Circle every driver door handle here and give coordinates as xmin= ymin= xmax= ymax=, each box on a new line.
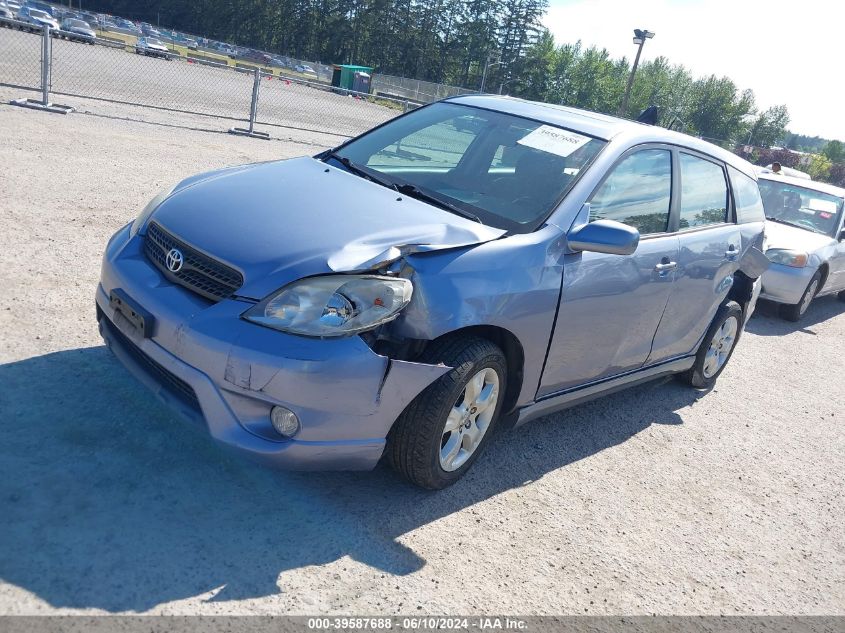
xmin=654 ymin=260 xmax=677 ymax=272
xmin=725 ymin=245 xmax=740 ymax=261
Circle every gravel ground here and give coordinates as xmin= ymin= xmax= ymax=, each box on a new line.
xmin=0 ymin=102 xmax=844 ymax=616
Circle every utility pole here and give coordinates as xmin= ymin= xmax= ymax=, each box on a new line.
xmin=619 ymin=28 xmax=654 ymax=117
xmin=480 ymin=53 xmax=503 ymax=93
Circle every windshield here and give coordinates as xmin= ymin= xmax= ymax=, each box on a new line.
xmin=330 ymin=102 xmax=606 ymax=232
xmin=66 ymin=19 xmax=88 ymax=28
xmin=758 ymin=178 xmax=844 ymax=236
xmin=147 ymin=38 xmax=164 ymax=46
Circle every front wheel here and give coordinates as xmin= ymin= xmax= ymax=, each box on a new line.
xmin=679 ymin=300 xmax=743 ymax=389
xmin=781 ymin=271 xmax=821 ymax=322
xmin=387 ymin=337 xmax=507 ymax=490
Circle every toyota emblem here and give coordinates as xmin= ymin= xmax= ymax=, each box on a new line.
xmin=165 ymin=248 xmax=184 ymax=273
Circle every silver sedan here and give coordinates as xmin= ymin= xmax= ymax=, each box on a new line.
xmin=759 ymin=174 xmax=845 ymax=320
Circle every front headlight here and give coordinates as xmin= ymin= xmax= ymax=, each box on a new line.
xmin=129 ymin=184 xmax=177 ymax=237
xmin=765 ymin=248 xmax=809 ymax=268
xmin=243 ymin=275 xmax=413 ymax=338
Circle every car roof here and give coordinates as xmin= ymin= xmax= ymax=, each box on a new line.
xmin=446 ymin=94 xmax=757 ymax=178
xmin=757 ymin=172 xmax=845 ymax=198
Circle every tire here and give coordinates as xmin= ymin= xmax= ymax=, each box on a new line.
xmin=387 ymin=336 xmax=507 ymax=490
xmin=679 ymin=300 xmax=743 ymax=389
xmin=838 ymin=290 xmax=845 ymax=302
xmin=780 ymin=271 xmax=821 ymax=322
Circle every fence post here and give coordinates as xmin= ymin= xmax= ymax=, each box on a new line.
xmin=10 ymin=24 xmax=73 ymax=114
xmin=403 ymin=99 xmax=409 ymax=113
xmin=40 ymin=22 xmax=50 ymax=105
xmin=228 ymin=66 xmax=270 ymax=139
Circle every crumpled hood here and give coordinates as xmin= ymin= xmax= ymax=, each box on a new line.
xmin=764 ymin=219 xmax=835 ymax=252
xmin=148 ymin=157 xmax=504 ymax=299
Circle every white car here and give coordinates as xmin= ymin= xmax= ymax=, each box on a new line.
xmin=59 ymin=17 xmax=96 ymax=44
xmin=17 ymin=6 xmax=59 ymax=30
xmin=135 ymin=36 xmax=170 ymax=59
xmin=759 ymin=174 xmax=845 ymax=320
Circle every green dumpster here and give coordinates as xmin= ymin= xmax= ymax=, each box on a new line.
xmin=331 ymin=64 xmax=374 ymax=94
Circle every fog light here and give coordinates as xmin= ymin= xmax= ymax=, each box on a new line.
xmin=270 ymin=406 xmax=300 ymax=438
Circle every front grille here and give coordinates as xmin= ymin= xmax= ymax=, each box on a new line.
xmin=101 ymin=310 xmax=202 ymax=414
xmin=144 ymin=222 xmax=243 ymax=301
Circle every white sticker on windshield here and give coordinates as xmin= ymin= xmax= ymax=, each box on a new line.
xmin=517 ymin=125 xmax=592 ymax=158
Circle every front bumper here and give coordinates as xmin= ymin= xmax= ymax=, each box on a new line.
xmin=760 ymin=262 xmax=815 ymax=305
xmin=96 ymin=224 xmax=449 ymax=470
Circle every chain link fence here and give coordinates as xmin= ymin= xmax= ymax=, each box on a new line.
xmin=256 ymin=72 xmax=410 ymax=138
xmin=372 ymin=73 xmax=474 ymax=103
xmin=0 ymin=21 xmax=43 ymax=91
xmin=0 ymin=20 xmax=422 ymax=140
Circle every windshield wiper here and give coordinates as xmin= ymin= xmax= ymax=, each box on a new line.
xmin=766 ymin=216 xmax=821 ymax=233
xmin=393 ymin=183 xmax=483 ymax=224
xmin=324 ymin=151 xmax=396 ymax=189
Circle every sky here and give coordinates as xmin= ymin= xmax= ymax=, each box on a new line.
xmin=542 ymin=0 xmax=844 ymax=141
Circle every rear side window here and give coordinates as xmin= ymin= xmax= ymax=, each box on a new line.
xmin=589 ymin=149 xmax=672 ymax=235
xmin=679 ymin=153 xmax=729 ymax=228
xmin=729 ymin=167 xmax=765 ymax=224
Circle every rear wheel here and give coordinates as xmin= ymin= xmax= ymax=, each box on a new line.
xmin=387 ymin=336 xmax=506 ymax=490
xmin=781 ymin=271 xmax=821 ymax=322
xmin=679 ymin=301 xmax=743 ymax=389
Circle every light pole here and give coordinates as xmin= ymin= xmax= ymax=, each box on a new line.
xmin=480 ymin=53 xmax=503 ymax=93
xmin=618 ymin=28 xmax=654 ymax=116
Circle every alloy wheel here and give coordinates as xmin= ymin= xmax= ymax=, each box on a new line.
xmin=439 ymin=367 xmax=500 ymax=472
xmin=799 ymin=278 xmax=819 ymax=316
xmin=702 ymin=315 xmax=739 ymax=379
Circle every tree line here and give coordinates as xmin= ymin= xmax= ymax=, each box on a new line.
xmin=85 ymin=0 xmax=844 ymax=185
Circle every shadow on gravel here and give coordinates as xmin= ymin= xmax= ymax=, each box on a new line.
xmin=746 ymin=295 xmax=845 ymax=337
xmin=0 ymin=346 xmax=701 ymax=612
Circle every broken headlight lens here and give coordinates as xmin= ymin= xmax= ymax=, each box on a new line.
xmin=243 ymin=275 xmax=413 ymax=338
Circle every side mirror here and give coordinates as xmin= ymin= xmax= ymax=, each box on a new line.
xmin=568 ymin=219 xmax=640 ymax=256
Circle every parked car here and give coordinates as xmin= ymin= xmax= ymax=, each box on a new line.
xmin=758 ymin=174 xmax=845 ymax=320
xmin=295 ymin=64 xmax=316 ymax=75
xmin=59 ymin=17 xmax=96 ymax=43
xmin=230 ymin=48 xmax=272 ymax=64
xmin=135 ymin=36 xmax=170 ymax=59
xmin=184 ymin=37 xmax=198 ymax=50
xmin=96 ymin=96 xmax=768 ymax=489
xmin=111 ymin=18 xmax=139 ymax=33
xmin=140 ymin=23 xmax=161 ymax=38
xmin=22 ymin=0 xmax=52 ymax=16
xmin=0 ymin=2 xmax=14 ymax=19
xmin=16 ymin=6 xmax=59 ymax=30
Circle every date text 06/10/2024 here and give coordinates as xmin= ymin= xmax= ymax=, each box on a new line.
xmin=306 ymin=617 xmax=529 ymax=630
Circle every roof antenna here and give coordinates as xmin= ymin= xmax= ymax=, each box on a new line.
xmin=636 ymin=105 xmax=659 ymax=125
